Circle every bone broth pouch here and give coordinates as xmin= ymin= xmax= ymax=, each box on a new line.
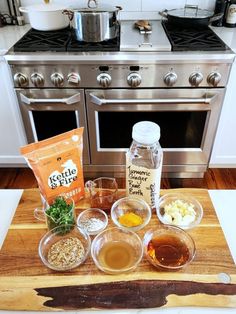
xmin=20 ymin=128 xmax=85 ymax=204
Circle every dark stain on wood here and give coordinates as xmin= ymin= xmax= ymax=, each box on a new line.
xmin=35 ymin=279 xmax=236 ymax=310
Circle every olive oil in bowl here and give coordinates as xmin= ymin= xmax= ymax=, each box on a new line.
xmin=98 ymin=241 xmax=136 ymax=269
xmin=91 ymin=227 xmax=143 ymax=274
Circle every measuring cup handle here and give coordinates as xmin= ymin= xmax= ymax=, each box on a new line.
xmin=34 ymin=208 xmax=46 ymax=221
xmin=85 ymin=180 xmax=94 ymax=192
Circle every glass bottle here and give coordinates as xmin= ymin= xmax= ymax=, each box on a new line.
xmin=126 ymin=121 xmax=163 ymax=209
xmin=212 ymin=0 xmax=228 ymax=27
xmin=224 ymin=0 xmax=236 ymax=27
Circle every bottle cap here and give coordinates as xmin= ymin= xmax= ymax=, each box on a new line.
xmin=132 ymin=121 xmax=160 ymax=145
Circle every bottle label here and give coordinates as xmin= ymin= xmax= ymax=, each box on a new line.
xmin=226 ymin=4 xmax=236 ymax=24
xmin=126 ymin=155 xmax=163 ymax=208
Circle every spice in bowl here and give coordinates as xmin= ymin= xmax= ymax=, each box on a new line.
xmin=38 ymin=225 xmax=91 ymax=271
xmin=118 ymin=212 xmax=143 ymax=228
xmin=39 ymin=225 xmax=91 ymax=271
xmin=47 ymin=237 xmax=85 ymax=269
xmin=111 ymin=197 xmax=151 ymax=232
xmin=77 ymin=208 xmax=108 ymax=236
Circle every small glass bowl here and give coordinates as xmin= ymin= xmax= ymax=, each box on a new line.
xmin=91 ymin=227 xmax=143 ymax=274
xmin=143 ymin=225 xmax=196 ymax=271
xmin=77 ymin=208 xmax=108 ymax=236
xmin=111 ymin=197 xmax=152 ymax=232
xmin=38 ymin=224 xmax=91 ymax=271
xmin=156 ymin=193 xmax=203 ymax=230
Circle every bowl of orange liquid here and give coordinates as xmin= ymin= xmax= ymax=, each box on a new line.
xmin=91 ymin=227 xmax=143 ymax=274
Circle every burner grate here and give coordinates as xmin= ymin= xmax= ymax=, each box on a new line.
xmin=67 ymin=34 xmax=120 ymax=52
xmin=162 ymin=21 xmax=229 ymax=51
xmin=13 ymin=27 xmax=71 ymax=52
xmin=13 ymin=27 xmax=120 ymax=52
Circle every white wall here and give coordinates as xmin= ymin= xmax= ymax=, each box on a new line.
xmin=0 ymin=0 xmax=216 ymax=20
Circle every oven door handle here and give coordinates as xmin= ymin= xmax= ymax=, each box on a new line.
xmin=20 ymin=93 xmax=81 ymax=105
xmin=90 ymin=93 xmax=215 ymax=105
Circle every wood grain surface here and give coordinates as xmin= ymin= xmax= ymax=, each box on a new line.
xmin=1 ymin=168 xmax=236 ymax=190
xmin=0 ymin=188 xmax=236 ymax=310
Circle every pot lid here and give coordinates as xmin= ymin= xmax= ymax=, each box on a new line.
xmin=167 ymin=6 xmax=214 ymax=19
xmin=22 ymin=4 xmax=66 ymax=12
xmin=72 ymin=0 xmax=121 ymax=13
xmin=73 ymin=5 xmax=120 ymax=13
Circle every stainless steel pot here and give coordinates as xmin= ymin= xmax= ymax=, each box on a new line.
xmin=64 ymin=0 xmax=122 ymax=42
xmin=159 ymin=5 xmax=223 ymax=28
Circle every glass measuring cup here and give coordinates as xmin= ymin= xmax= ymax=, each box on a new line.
xmin=85 ymin=177 xmax=118 ymax=213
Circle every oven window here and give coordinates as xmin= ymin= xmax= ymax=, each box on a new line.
xmin=32 ymin=111 xmax=77 ymax=141
xmin=98 ymin=111 xmax=207 ymax=148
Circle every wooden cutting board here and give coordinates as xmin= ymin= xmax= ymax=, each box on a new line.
xmin=0 ymin=188 xmax=236 ymax=310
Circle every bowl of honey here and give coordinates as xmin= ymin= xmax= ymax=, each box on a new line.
xmin=143 ymin=225 xmax=196 ymax=271
xmin=91 ymin=227 xmax=143 ymax=274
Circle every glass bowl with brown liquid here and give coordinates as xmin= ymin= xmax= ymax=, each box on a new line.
xmin=143 ymin=225 xmax=196 ymax=271
xmin=91 ymin=227 xmax=143 ymax=274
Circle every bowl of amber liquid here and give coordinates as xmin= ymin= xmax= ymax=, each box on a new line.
xmin=143 ymin=225 xmax=196 ymax=270
xmin=91 ymin=227 xmax=143 ymax=274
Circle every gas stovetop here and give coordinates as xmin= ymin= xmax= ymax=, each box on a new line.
xmin=12 ymin=20 xmax=229 ymax=54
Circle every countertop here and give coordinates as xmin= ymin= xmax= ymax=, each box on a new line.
xmin=0 ymin=189 xmax=236 ymax=314
xmin=211 ymin=26 xmax=236 ymax=53
xmin=0 ymin=24 xmax=30 ymax=56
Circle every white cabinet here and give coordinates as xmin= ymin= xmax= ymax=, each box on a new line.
xmin=0 ymin=57 xmax=26 ymax=166
xmin=210 ymin=59 xmax=236 ymax=167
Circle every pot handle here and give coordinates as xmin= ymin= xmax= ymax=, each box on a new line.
xmin=159 ymin=10 xmax=168 ymax=18
xmin=209 ymin=12 xmax=224 ymax=23
xmin=19 ymin=7 xmax=28 ymax=13
xmin=88 ymin=0 xmax=98 ymax=9
xmin=62 ymin=9 xmax=74 ymax=21
xmin=116 ymin=6 xmax=123 ymax=11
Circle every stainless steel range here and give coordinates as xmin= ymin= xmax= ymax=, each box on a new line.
xmin=5 ymin=20 xmax=235 ymax=178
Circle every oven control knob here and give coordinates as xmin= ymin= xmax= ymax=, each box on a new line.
xmin=30 ymin=73 xmax=44 ymax=87
xmin=14 ymin=73 xmax=28 ymax=87
xmin=97 ymin=73 xmax=112 ymax=88
xmin=189 ymin=72 xmax=203 ymax=87
xmin=164 ymin=72 xmax=177 ymax=87
xmin=51 ymin=72 xmax=64 ymax=87
xmin=127 ymin=73 xmax=141 ymax=87
xmin=67 ymin=72 xmax=81 ymax=85
xmin=207 ymin=72 xmax=221 ymax=87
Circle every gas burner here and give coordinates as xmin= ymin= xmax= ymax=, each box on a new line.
xmin=13 ymin=27 xmax=71 ymax=52
xmin=162 ymin=21 xmax=229 ymax=52
xmin=67 ymin=30 xmax=120 ymax=52
xmin=13 ymin=27 xmax=120 ymax=52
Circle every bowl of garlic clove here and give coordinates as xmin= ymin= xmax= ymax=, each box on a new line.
xmin=156 ymin=193 xmax=203 ymax=230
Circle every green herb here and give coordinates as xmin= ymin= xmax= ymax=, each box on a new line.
xmin=45 ymin=197 xmax=75 ymax=232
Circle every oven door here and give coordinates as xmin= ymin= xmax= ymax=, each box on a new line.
xmin=86 ymin=88 xmax=225 ymax=173
xmin=16 ymin=89 xmax=90 ymax=164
